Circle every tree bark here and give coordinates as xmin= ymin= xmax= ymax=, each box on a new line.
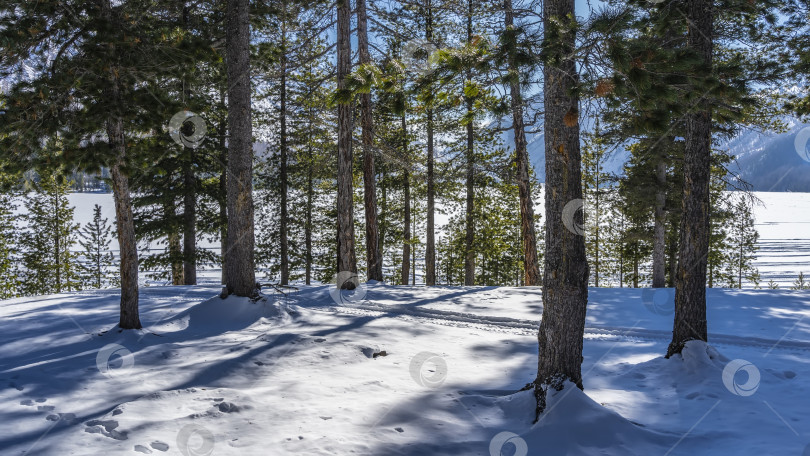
xmin=183 ymin=154 xmax=197 ymax=285
xmin=164 ymin=200 xmax=184 ymax=285
xmin=594 ymin=167 xmax=600 ymax=287
xmin=53 ymin=189 xmax=62 ymax=292
xmin=401 ymin=114 xmax=411 ymax=285
xmin=504 ymin=0 xmax=540 ymax=286
xmin=336 ymin=0 xmax=358 ymax=279
xmin=101 ymin=0 xmax=140 ymax=329
xmin=219 ymin=132 xmax=228 ymax=286
xmin=225 ymin=0 xmax=257 ymax=297
xmin=107 ymin=121 xmax=142 ymax=330
xmin=667 ymin=0 xmax=713 ymax=358
xmin=305 ymin=143 xmax=314 ymax=285
xmin=535 ymin=0 xmax=588 ymax=416
xmin=463 ymin=0 xmax=475 ymax=286
xmin=305 ymin=66 xmax=315 ymax=286
xmin=357 ymin=0 xmax=383 ymax=282
xmin=425 ymin=109 xmax=436 ymax=285
xmin=652 ymin=158 xmax=666 ymax=288
xmin=424 ymin=1 xmax=436 ymax=286
xmin=218 ymin=87 xmax=229 ymax=286
xmin=279 ymin=22 xmax=290 ymax=285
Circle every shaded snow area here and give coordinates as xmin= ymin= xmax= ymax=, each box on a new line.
xmin=1 ymin=284 xmax=809 ymax=455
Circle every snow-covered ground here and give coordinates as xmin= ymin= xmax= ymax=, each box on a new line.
xmin=1 ymin=284 xmax=808 ymax=455
xmin=752 ymin=192 xmax=810 ymax=286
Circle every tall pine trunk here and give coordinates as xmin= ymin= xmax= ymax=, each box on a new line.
xmin=305 ymin=143 xmax=314 ymax=285
xmin=504 ymin=0 xmax=540 ymax=286
xmin=652 ymin=158 xmax=666 ymax=288
xmin=53 ymin=190 xmax=62 ymax=292
xmin=225 ymin=0 xmax=257 ymax=297
xmin=183 ymin=155 xmax=197 ymax=285
xmin=108 ymin=122 xmax=141 ymax=330
xmin=336 ymin=0 xmax=358 ymax=279
xmin=279 ymin=23 xmax=290 ymax=285
xmin=401 ymin=114 xmax=411 ymax=285
xmin=102 ymin=0 xmax=140 ymax=329
xmin=463 ymin=0 xmax=475 ymax=286
xmin=305 ymin=78 xmax=315 ymax=286
xmin=218 ymin=87 xmax=229 ymax=286
xmin=667 ymin=0 xmax=713 ymax=358
xmin=534 ymin=0 xmax=588 ymax=416
xmin=594 ymin=169 xmax=600 ymax=287
xmin=424 ymin=1 xmax=437 ymax=286
xmin=164 ymin=200 xmax=184 ymax=285
xmin=426 ymin=109 xmax=436 ymax=285
xmin=357 ymin=0 xmax=383 ymax=282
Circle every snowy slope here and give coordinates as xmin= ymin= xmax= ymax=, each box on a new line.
xmin=725 ymin=119 xmax=810 ymax=192
xmin=1 ymin=284 xmax=808 ymax=455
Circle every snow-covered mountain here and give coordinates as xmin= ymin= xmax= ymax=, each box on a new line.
xmin=724 ymin=119 xmax=810 ymax=192
xmin=503 ymin=126 xmax=631 ymax=182
xmin=510 ymin=118 xmax=810 ymax=191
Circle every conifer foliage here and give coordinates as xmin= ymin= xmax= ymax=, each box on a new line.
xmin=19 ymin=174 xmax=80 ymax=295
xmin=78 ymin=204 xmax=116 ymax=289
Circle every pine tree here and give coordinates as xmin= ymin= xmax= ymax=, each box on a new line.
xmin=500 ymin=0 xmax=542 ymax=286
xmin=19 ymin=173 xmax=80 ymax=295
xmin=792 ymin=272 xmax=809 ymax=290
xmin=225 ymin=0 xmax=258 ymax=297
xmin=582 ymin=123 xmax=614 ymax=287
xmin=335 ymin=0 xmax=358 ymax=282
xmin=535 ymin=0 xmax=589 ymax=417
xmin=0 ymin=0 xmax=211 ymax=328
xmin=0 ymin=174 xmax=19 ymax=299
xmin=725 ymin=195 xmax=760 ymax=288
xmin=78 ymin=204 xmax=115 ymax=289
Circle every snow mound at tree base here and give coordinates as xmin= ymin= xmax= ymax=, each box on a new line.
xmin=508 ymin=383 xmax=675 ymax=456
xmin=158 ymin=295 xmax=292 ymax=334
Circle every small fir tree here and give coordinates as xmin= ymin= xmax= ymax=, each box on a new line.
xmin=78 ymin=204 xmax=116 ymax=289
xmin=19 ymin=174 xmax=80 ymax=295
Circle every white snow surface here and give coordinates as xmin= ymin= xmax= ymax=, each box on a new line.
xmin=1 ymin=284 xmax=809 ymax=455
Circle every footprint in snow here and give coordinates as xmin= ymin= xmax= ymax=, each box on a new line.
xmin=217 ymin=402 xmax=241 ymax=413
xmin=85 ymin=419 xmax=128 ymax=440
xmin=134 ymin=445 xmax=152 ymax=454
xmin=46 ymin=413 xmax=78 ymax=424
xmin=150 ymin=441 xmax=169 ymax=452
